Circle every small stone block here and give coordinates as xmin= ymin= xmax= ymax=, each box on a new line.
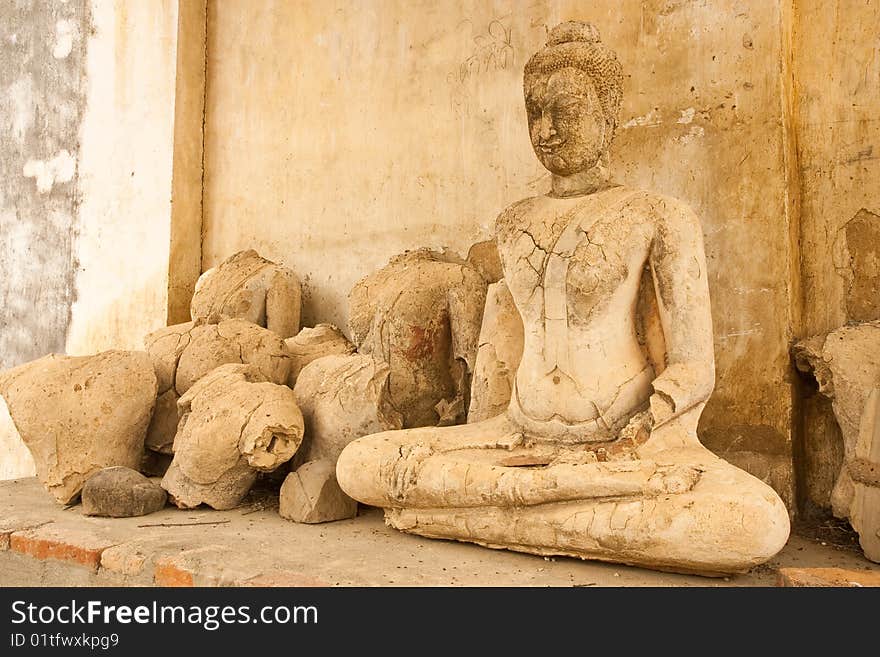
xmin=279 ymin=460 xmax=357 ymax=524
xmin=776 ymin=567 xmax=880 ymax=587
xmin=82 ymin=466 xmax=167 ymax=518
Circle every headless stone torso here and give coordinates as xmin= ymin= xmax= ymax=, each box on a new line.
xmin=498 ymin=186 xmax=656 ymax=441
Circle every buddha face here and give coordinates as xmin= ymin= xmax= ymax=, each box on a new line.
xmin=525 ymin=67 xmax=608 ymax=177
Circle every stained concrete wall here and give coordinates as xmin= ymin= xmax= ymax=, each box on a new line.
xmin=793 ymin=0 xmax=880 ymax=513
xmin=64 ymin=0 xmax=189 ymax=355
xmin=202 ymin=0 xmax=799 ymax=505
xmin=0 ymin=0 xmax=202 ymax=479
xmin=0 ymin=1 xmax=189 ymax=365
xmin=0 ymin=0 xmax=90 ymax=372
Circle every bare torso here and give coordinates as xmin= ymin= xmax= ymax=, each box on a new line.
xmin=496 ymin=186 xmax=657 ymax=441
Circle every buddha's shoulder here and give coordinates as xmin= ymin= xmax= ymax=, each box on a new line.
xmin=493 ymin=188 xmax=701 ymax=234
xmin=493 ymin=196 xmax=544 ymax=234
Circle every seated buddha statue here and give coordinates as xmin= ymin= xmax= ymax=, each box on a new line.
xmin=336 ymin=21 xmax=790 ymax=575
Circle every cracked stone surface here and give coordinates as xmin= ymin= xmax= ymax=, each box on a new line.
xmin=162 ymin=364 xmax=303 ymax=510
xmin=336 ymin=21 xmax=790 ymax=575
xmin=293 ymin=353 xmax=402 ymax=464
xmin=348 ymin=248 xmax=488 ymax=428
xmin=468 ymin=280 xmax=524 ymax=423
xmin=190 ymin=249 xmax=302 ymax=339
xmin=279 ymin=459 xmax=357 ymax=524
xmin=144 ymin=319 xmax=291 ymax=455
xmin=81 ymin=467 xmax=166 ymax=518
xmin=0 ymin=350 xmax=157 ymax=504
xmin=283 ymin=323 xmax=355 ymax=387
xmin=793 ymin=321 xmax=880 ymax=562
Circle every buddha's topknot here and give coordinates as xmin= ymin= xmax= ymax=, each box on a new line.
xmin=524 ymin=21 xmax=624 ymax=135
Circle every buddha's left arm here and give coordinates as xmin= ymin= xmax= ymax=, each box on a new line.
xmin=647 ymin=197 xmax=716 ymax=427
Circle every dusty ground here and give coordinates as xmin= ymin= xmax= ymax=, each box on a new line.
xmin=0 ymin=477 xmax=877 ymax=587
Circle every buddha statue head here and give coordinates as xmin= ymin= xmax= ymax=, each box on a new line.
xmin=524 ymin=22 xmax=623 ymax=178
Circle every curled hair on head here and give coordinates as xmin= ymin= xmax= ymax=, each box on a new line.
xmin=524 ymin=21 xmax=624 ymax=138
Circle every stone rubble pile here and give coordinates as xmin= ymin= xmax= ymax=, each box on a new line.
xmin=0 ymin=247 xmax=496 ymax=524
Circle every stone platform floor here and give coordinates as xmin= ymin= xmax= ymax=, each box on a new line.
xmin=1 ymin=477 xmax=878 ymax=587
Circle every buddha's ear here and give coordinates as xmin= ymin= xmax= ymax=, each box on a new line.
xmin=635 ymin=264 xmax=667 ymax=376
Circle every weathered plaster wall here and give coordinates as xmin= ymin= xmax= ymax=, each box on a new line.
xmin=1 ymin=1 xmax=188 ymax=364
xmin=0 ymin=0 xmax=91 ymax=479
xmin=203 ymin=0 xmax=799 ymax=505
xmin=793 ymin=0 xmax=880 ymax=513
xmin=0 ymin=0 xmax=90 ymax=372
xmin=0 ymin=0 xmax=202 ymax=480
xmin=64 ymin=0 xmax=183 ymax=355
xmin=0 ymin=398 xmax=34 ymax=480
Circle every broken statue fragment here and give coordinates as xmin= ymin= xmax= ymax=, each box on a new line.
xmin=467 ymin=280 xmax=524 ymax=423
xmin=143 ymin=319 xmax=291 ymax=455
xmin=348 ymin=248 xmax=488 ymax=428
xmin=293 ymin=353 xmax=403 ymax=464
xmin=191 ymin=249 xmax=303 ymax=339
xmin=0 ymin=350 xmax=157 ymax=504
xmin=162 ymin=364 xmax=303 ymax=510
xmin=279 ymin=459 xmax=358 ymax=524
xmin=81 ymin=466 xmax=167 ymax=517
xmin=283 ymin=323 xmax=356 ymax=387
xmin=793 ymin=321 xmax=880 ymax=562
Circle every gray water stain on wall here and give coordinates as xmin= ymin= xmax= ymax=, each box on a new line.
xmin=0 ymin=0 xmax=91 ymax=369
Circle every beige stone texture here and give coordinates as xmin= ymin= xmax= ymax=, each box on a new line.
xmin=81 ymin=466 xmax=167 ymax=518
xmin=794 ymin=1 xmax=880 ymax=336
xmin=279 ymin=459 xmax=358 ymax=524
xmin=283 ymin=323 xmax=355 ymax=386
xmin=349 ymin=249 xmax=488 ymax=427
xmin=1 ymin=477 xmax=877 ymax=587
xmin=0 ymin=350 xmax=157 ymax=504
xmin=851 ymin=388 xmax=880 ymax=562
xmin=167 ymin=0 xmax=207 ymax=325
xmin=174 ymin=320 xmax=291 ymax=393
xmin=201 ymin=0 xmax=801 ymax=504
xmin=1 ymin=3 xmax=208 ymax=486
xmin=162 ymin=364 xmax=303 ymax=510
xmin=143 ymin=318 xmax=291 ymax=454
xmin=468 ymin=280 xmax=524 ymax=423
xmin=466 ymin=239 xmax=504 ymax=285
xmin=777 ymin=567 xmax=880 ymax=588
xmin=191 ymin=249 xmax=302 ymax=339
xmin=293 ymin=353 xmax=403 ymax=464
